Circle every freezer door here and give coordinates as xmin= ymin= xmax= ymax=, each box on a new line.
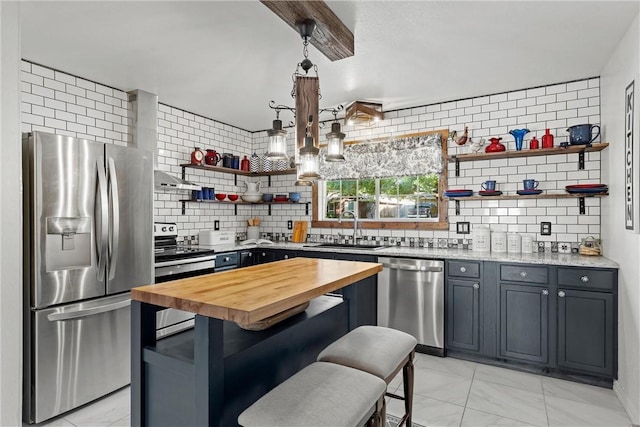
xmin=27 ymin=293 xmax=131 ymax=424
xmin=25 ymin=132 xmax=106 ymax=308
xmin=105 ymin=144 xmax=153 ymax=294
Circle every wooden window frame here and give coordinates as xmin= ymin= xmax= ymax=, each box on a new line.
xmin=312 ymin=129 xmax=449 ymax=230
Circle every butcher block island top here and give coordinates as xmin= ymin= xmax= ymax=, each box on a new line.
xmin=131 ymin=257 xmax=382 ymax=325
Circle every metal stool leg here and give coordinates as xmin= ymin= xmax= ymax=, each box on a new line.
xmin=402 ymin=351 xmax=415 ymax=426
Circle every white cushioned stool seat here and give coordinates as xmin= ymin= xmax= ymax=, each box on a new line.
xmin=317 ymin=326 xmax=417 ymax=380
xmin=317 ymin=326 xmax=417 ymax=426
xmin=238 ymin=362 xmax=386 ymax=427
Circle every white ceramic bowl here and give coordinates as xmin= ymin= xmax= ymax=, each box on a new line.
xmin=241 ymin=193 xmax=262 ymax=203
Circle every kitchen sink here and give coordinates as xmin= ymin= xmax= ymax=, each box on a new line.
xmin=304 ymin=243 xmax=391 ymax=250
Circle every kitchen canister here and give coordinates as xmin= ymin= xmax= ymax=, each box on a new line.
xmin=491 ymin=231 xmax=507 ymax=253
xmin=247 ymin=226 xmax=260 ymax=241
xmin=472 ymin=225 xmax=491 ymax=252
xmin=249 ymin=152 xmax=261 ymax=172
xmin=507 ymin=233 xmax=522 ymax=253
xmin=521 ymin=235 xmax=534 ymax=253
xmin=261 ymin=152 xmax=273 ymax=172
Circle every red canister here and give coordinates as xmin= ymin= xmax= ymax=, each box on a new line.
xmin=529 ymin=136 xmax=539 ymax=149
xmin=541 ymin=129 xmax=554 ymax=148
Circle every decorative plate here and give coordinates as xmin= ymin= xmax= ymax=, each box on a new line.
xmin=565 ymin=184 xmax=608 ymax=189
xmin=444 ymin=190 xmax=473 ymax=197
xmin=479 ymin=190 xmax=503 ymax=196
xmin=516 ymin=189 xmax=543 ymax=195
xmin=566 ymin=188 xmax=608 ymax=194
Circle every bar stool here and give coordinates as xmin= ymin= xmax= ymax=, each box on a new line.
xmin=317 ymin=326 xmax=417 ymax=426
xmin=238 ymin=362 xmax=386 ymax=427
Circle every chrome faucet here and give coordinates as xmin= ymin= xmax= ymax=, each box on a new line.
xmin=339 ymin=210 xmax=361 ymax=243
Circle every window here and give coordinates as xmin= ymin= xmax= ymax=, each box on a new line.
xmin=312 ymin=129 xmax=449 ymax=230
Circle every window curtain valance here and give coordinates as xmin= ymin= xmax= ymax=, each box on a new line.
xmin=319 ymin=133 xmax=443 ymax=180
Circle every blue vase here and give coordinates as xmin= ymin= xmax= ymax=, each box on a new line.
xmin=509 ymin=128 xmax=530 ymax=151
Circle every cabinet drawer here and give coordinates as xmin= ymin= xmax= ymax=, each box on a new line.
xmin=558 ymin=268 xmax=615 ymax=291
xmin=448 ymin=261 xmax=480 ymax=278
xmin=500 ymin=264 xmax=548 ymax=284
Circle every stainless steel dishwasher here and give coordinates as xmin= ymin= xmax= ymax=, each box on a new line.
xmin=377 ymin=257 xmax=444 ymax=354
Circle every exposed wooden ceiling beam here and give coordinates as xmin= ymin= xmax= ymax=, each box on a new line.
xmin=260 ymin=0 xmax=354 ymax=62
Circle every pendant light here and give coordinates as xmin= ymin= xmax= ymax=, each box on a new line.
xmin=298 ymin=115 xmax=320 ymax=180
xmin=325 ymin=110 xmax=346 ymax=162
xmin=266 ymin=109 xmax=288 ymax=160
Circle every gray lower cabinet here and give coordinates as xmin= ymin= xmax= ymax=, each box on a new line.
xmin=447 ymin=279 xmax=480 ymax=352
xmin=499 ymin=283 xmax=549 ymax=364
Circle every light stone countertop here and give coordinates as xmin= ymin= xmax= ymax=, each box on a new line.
xmin=208 ymin=242 xmax=619 ymax=269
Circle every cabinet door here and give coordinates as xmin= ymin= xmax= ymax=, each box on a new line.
xmin=273 ymin=250 xmax=296 ymax=261
xmin=447 ymin=279 xmax=481 ymax=352
xmin=239 ymin=251 xmax=255 ymax=267
xmin=557 ymin=289 xmax=613 ymax=376
xmin=254 ymin=250 xmax=275 ymax=264
xmin=500 ymin=283 xmax=549 ymax=363
xmin=335 ymin=253 xmax=377 ymax=326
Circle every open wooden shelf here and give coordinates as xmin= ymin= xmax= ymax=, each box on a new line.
xmin=447 ymin=143 xmax=609 ymax=162
xmin=447 ymin=192 xmax=608 ymax=215
xmin=179 ymin=199 xmax=309 ymax=216
xmin=446 ymin=192 xmax=609 ymax=201
xmin=181 ymin=163 xmax=296 ymax=176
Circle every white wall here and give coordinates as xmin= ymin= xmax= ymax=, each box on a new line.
xmin=601 ymin=11 xmax=640 ymax=424
xmin=0 ymin=2 xmax=23 ymax=425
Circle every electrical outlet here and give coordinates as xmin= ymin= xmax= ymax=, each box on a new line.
xmin=540 ymin=222 xmax=552 ymax=235
xmin=558 ymin=242 xmax=571 ymax=253
xmin=456 ymin=221 xmax=470 ymax=234
xmin=287 ymin=220 xmax=293 ymax=230
xmin=214 ymin=220 xmax=220 ymax=231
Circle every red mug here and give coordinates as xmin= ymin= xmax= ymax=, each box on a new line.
xmin=205 ymin=149 xmax=221 ymax=166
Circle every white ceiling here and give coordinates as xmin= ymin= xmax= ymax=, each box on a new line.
xmin=20 ymin=1 xmax=639 ymax=132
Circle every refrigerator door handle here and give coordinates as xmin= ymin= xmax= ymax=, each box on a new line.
xmin=46 ymin=299 xmax=131 ymax=321
xmin=96 ymin=160 xmax=109 ymax=282
xmin=107 ymin=157 xmax=120 ymax=280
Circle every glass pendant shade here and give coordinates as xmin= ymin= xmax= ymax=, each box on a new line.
xmin=266 ymin=119 xmax=288 ymax=160
xmin=325 ymin=122 xmax=346 ymax=162
xmin=298 ymin=135 xmax=320 ymax=180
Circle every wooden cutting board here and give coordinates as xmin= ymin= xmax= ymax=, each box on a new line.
xmin=292 ymin=221 xmax=307 ymax=243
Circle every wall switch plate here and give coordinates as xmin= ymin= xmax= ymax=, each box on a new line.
xmin=540 ymin=222 xmax=552 ymax=235
xmin=287 ymin=220 xmax=293 ymax=230
xmin=214 ymin=220 xmax=220 ymax=231
xmin=558 ymin=242 xmax=571 ymax=253
xmin=456 ymin=222 xmax=470 ymax=234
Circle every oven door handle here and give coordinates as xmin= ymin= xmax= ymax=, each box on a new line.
xmin=155 ymin=255 xmax=217 ymax=268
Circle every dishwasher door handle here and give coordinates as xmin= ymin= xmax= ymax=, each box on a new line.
xmin=381 ymin=263 xmax=443 ymax=273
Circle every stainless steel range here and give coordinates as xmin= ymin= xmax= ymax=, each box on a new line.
xmin=154 ymin=222 xmax=238 ymax=337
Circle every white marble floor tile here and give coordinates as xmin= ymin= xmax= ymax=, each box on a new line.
xmin=387 ymin=393 xmax=464 ymax=427
xmin=461 ymin=408 xmax=537 ymax=426
xmin=412 ymin=365 xmax=473 ymax=406
xmin=545 ymin=395 xmax=631 ymax=426
xmin=466 ymin=379 xmax=548 ymax=426
xmin=63 ymin=386 xmax=130 ymax=427
xmin=415 ymin=354 xmax=477 ymax=378
xmin=542 ymin=376 xmax=626 ymax=412
xmin=107 ymin=414 xmax=130 ymax=427
xmin=474 ymin=363 xmax=543 ymax=393
xmin=35 ymin=417 xmax=76 ymax=427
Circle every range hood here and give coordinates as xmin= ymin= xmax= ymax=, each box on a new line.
xmin=154 ymin=170 xmax=201 ymax=191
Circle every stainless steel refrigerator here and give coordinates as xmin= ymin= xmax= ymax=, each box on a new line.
xmin=22 ymin=131 xmax=153 ymax=424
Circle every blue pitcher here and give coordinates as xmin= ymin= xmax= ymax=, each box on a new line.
xmin=509 ymin=128 xmax=530 ymax=151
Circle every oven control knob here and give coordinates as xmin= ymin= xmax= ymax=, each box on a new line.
xmin=162 ymin=226 xmax=167 ymax=232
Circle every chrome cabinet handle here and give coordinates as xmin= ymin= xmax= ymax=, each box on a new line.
xmin=558 ymin=290 xmax=566 ymax=297
xmin=580 ymin=275 xmax=589 ymax=282
xmin=460 ymin=266 xmax=467 ymax=273
xmin=262 ymin=252 xmax=266 ymax=256
xmin=520 ymin=271 xmax=528 ymax=277
xmin=284 ymin=255 xmax=289 ymax=259
xmin=542 ymin=289 xmax=549 ymax=296
xmin=473 ymin=283 xmax=480 ymax=289
xmin=107 ymin=157 xmax=120 ymax=280
xmin=96 ymin=160 xmax=108 ymax=282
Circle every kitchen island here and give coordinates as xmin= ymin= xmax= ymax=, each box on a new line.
xmin=130 ymin=257 xmax=382 ymax=427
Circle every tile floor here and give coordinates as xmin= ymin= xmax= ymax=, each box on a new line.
xmin=34 ymin=353 xmax=632 ymax=427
